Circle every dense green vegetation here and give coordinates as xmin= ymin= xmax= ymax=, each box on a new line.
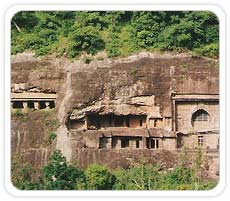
xmin=11 ymin=11 xmax=219 ymax=58
xmin=12 ymin=150 xmax=217 ymax=190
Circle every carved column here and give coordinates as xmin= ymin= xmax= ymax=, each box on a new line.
xmin=139 ymin=139 xmax=143 ymax=149
xmin=172 ymin=99 xmax=176 ymax=131
xmin=45 ymin=102 xmax=50 ymax=109
xmin=133 ymin=140 xmax=137 ymax=149
xmin=34 ymin=102 xmax=39 ymax=110
xmin=107 ymin=138 xmax=112 ymax=149
xmin=23 ymin=102 xmax=28 ymax=109
xmin=117 ymin=139 xmax=121 ymax=149
xmin=84 ymin=117 xmax=88 ymax=130
xmin=142 ymin=137 xmax=146 ymax=149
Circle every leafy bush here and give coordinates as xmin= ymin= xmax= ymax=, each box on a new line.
xmin=67 ymin=26 xmax=105 ymax=58
xmin=194 ymin=43 xmax=219 ymax=58
xmin=165 ymin=166 xmax=195 ymax=186
xmin=11 ymin=154 xmax=39 ymax=190
xmin=11 ymin=11 xmax=219 ymax=58
xmin=82 ymin=56 xmax=93 ymax=64
xmin=12 ymin=150 xmax=218 ymax=190
xmin=85 ymin=164 xmax=115 ymax=190
xmin=42 ymin=150 xmax=86 ymax=190
xmin=113 ymin=163 xmax=162 ymax=190
xmin=48 ymin=132 xmax=57 ymax=142
xmin=14 ymin=109 xmax=24 ymax=117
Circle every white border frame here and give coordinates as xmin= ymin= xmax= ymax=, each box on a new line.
xmin=5 ymin=4 xmax=226 ymax=197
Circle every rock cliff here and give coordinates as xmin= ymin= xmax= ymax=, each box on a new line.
xmin=11 ymin=52 xmax=219 ymax=177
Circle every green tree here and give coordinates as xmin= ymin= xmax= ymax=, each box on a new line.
xmin=11 ymin=11 xmax=38 ymax=32
xmin=11 ymin=154 xmax=39 ymax=190
xmin=113 ymin=161 xmax=162 ymax=190
xmin=67 ymin=26 xmax=105 ymax=58
xmin=42 ymin=150 xmax=86 ymax=190
xmin=85 ymin=164 xmax=115 ymax=190
xmin=11 ymin=11 xmax=219 ymax=58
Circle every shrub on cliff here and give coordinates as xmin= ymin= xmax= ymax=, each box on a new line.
xmin=42 ymin=150 xmax=86 ymax=190
xmin=194 ymin=43 xmax=219 ymax=58
xmin=85 ymin=164 xmax=116 ymax=190
xmin=113 ymin=163 xmax=163 ymax=190
xmin=12 ymin=150 xmax=218 ymax=190
xmin=11 ymin=11 xmax=219 ymax=58
xmin=67 ymin=26 xmax=105 ymax=58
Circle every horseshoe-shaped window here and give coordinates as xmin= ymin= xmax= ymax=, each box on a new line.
xmin=192 ymin=109 xmax=209 ymax=127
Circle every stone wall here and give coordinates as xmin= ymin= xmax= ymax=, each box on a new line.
xmin=162 ymin=138 xmax=177 ymax=150
xmin=11 ymin=52 xmax=219 ymax=179
xmin=182 ymin=133 xmax=219 ymax=149
xmin=176 ymin=101 xmax=219 ymax=132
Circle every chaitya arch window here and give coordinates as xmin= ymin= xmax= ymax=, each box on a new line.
xmin=191 ymin=109 xmax=209 ymax=127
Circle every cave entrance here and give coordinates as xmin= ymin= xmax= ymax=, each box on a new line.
xmin=99 ymin=137 xmax=109 ymax=149
xmin=12 ymin=101 xmax=23 ymax=109
xmin=146 ymin=138 xmax=159 ymax=149
xmin=88 ymin=114 xmax=101 ymax=129
xmin=111 ymin=136 xmax=142 ymax=149
xmin=87 ymin=114 xmax=147 ymax=130
xmin=128 ymin=115 xmax=147 ymax=128
xmin=114 ymin=116 xmax=126 ymax=127
xmin=27 ymin=101 xmax=35 ymax=109
xmin=39 ymin=101 xmax=46 ymax=109
xmin=121 ymin=138 xmax=129 ymax=148
xmin=49 ymin=101 xmax=55 ymax=109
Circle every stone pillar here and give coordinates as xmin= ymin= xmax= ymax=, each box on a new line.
xmin=117 ymin=139 xmax=121 ymax=149
xmin=14 ymin=84 xmax=20 ymax=91
xmin=159 ymin=139 xmax=163 ymax=149
xmin=172 ymin=99 xmax=176 ymax=131
xmin=34 ymin=102 xmax=39 ymax=110
xmin=84 ymin=117 xmax=88 ymax=130
xmin=134 ymin=140 xmax=138 ymax=149
xmin=22 ymin=102 xmax=28 ymax=112
xmin=107 ymin=138 xmax=112 ymax=149
xmin=45 ymin=102 xmax=50 ymax=109
xmin=23 ymin=102 xmax=28 ymax=109
xmin=142 ymin=137 xmax=146 ymax=149
xmin=123 ymin=118 xmax=126 ymax=127
xmin=139 ymin=139 xmax=143 ymax=149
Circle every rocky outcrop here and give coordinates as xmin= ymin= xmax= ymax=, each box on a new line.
xmin=11 ymin=52 xmax=219 ymax=177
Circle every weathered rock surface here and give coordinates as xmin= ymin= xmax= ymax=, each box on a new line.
xmin=11 ymin=52 xmax=219 ymax=178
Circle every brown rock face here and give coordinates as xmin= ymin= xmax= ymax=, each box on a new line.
xmin=67 ymin=56 xmax=218 ymax=119
xmin=11 ymin=52 xmax=219 ymax=178
xmin=11 ymin=110 xmax=59 ymax=168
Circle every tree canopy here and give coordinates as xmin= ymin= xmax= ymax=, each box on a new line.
xmin=12 ymin=149 xmax=217 ymax=190
xmin=11 ymin=11 xmax=219 ymax=58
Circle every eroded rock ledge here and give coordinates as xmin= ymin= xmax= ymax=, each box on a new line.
xmin=11 ymin=52 xmax=219 ymax=179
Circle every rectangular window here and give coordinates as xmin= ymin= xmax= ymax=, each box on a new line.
xmin=146 ymin=138 xmax=150 ymax=149
xmin=121 ymin=138 xmax=129 ymax=148
xmin=99 ymin=137 xmax=107 ymax=149
xmin=150 ymin=139 xmax=155 ymax=148
xmin=156 ymin=139 xmax=159 ymax=148
xmin=148 ymin=138 xmax=159 ymax=149
xmin=198 ymin=136 xmax=204 ymax=146
xmin=136 ymin=140 xmax=140 ymax=148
